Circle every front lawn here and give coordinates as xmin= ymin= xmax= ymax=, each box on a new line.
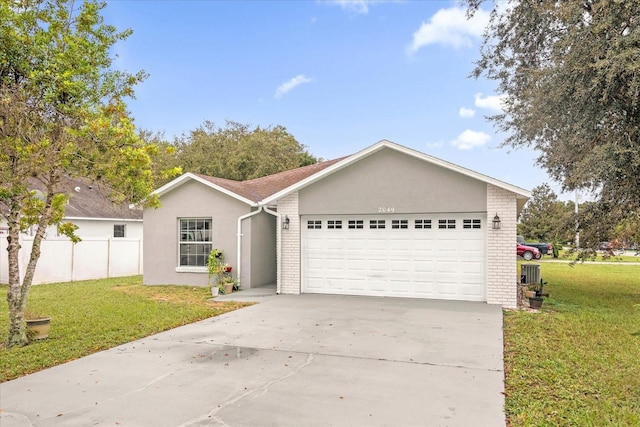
xmin=0 ymin=276 xmax=250 ymax=382
xmin=505 ymin=263 xmax=640 ymax=426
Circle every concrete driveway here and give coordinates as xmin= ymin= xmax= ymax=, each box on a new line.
xmin=1 ymin=292 xmax=505 ymax=427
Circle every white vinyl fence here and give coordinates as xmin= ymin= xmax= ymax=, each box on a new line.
xmin=0 ymin=236 xmax=143 ymax=285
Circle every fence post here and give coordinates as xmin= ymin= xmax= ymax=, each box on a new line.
xmin=138 ymin=238 xmax=142 ymax=275
xmin=71 ymin=240 xmax=75 ymax=282
xmin=107 ymin=238 xmax=111 ymax=278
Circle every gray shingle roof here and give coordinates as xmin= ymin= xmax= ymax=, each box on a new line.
xmin=47 ymin=177 xmax=142 ymax=220
xmin=192 ymin=156 xmax=347 ymax=203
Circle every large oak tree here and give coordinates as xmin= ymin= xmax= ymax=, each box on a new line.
xmin=466 ymin=0 xmax=640 ymax=246
xmin=1 ymin=0 xmax=162 ymax=347
xmin=173 ymin=120 xmax=319 ymax=182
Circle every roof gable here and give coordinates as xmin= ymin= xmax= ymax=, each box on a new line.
xmin=261 ymin=140 xmax=531 ymax=204
xmin=153 ymin=140 xmax=531 ymax=206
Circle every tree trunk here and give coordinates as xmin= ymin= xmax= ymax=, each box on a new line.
xmin=5 ymin=191 xmax=55 ymax=348
xmin=6 ymin=198 xmax=28 ymax=347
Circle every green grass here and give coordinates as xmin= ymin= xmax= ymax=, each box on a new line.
xmin=0 ymin=276 xmax=251 ymax=382
xmin=506 ymin=263 xmax=640 ymax=426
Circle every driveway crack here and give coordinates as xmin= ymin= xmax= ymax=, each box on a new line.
xmin=177 ymin=353 xmax=314 ymax=427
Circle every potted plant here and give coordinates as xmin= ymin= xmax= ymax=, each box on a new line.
xmin=207 ymin=249 xmax=224 ymax=297
xmin=219 ymin=275 xmax=236 ymax=295
xmin=25 ymin=312 xmax=52 ymax=341
xmin=529 ymin=279 xmax=547 ymax=309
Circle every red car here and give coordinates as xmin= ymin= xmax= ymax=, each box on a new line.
xmin=517 ymin=243 xmax=541 ymax=261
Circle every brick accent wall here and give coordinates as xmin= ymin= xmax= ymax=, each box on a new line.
xmin=486 ymin=184 xmax=518 ymax=308
xmin=277 ymin=192 xmax=301 ymax=294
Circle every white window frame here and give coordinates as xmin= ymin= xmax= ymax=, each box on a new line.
xmin=177 ymin=217 xmax=212 ymax=268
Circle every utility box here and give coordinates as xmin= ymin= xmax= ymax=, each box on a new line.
xmin=521 ymin=264 xmax=541 ymax=285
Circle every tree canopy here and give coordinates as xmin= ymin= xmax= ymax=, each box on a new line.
xmin=467 ymin=0 xmax=640 ymax=244
xmin=0 ymin=0 xmax=163 ymax=347
xmin=518 ymin=184 xmax=575 ymax=244
xmin=168 ymin=120 xmax=320 ymax=182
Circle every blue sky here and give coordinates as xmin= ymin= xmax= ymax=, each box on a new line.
xmin=103 ymin=0 xmax=554 ymax=196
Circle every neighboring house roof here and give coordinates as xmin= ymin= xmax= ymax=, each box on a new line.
xmin=63 ymin=178 xmax=142 ymax=220
xmin=26 ymin=177 xmax=142 ymax=221
xmin=153 ymin=140 xmax=531 ymax=205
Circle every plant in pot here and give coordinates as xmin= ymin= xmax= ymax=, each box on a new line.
xmin=207 ymin=249 xmax=224 ymax=297
xmin=217 ymin=264 xmax=235 ymax=294
xmin=25 ymin=311 xmax=52 ymax=341
xmin=529 ymin=279 xmax=547 ymax=309
xmin=218 ymin=275 xmax=236 ymax=295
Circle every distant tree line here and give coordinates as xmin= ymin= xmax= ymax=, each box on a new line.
xmin=518 ymin=184 xmax=640 ymax=251
xmin=143 ymin=120 xmax=320 ymax=187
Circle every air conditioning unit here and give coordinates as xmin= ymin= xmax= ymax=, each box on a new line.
xmin=521 ymin=264 xmax=541 ymax=285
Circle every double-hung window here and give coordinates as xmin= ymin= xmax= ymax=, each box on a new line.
xmin=178 ymin=218 xmax=212 ymax=267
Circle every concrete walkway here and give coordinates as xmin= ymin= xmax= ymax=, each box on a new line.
xmin=1 ymin=292 xmax=505 ymax=427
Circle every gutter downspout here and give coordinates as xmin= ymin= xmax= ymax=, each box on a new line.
xmin=236 ymin=206 xmax=263 ymax=290
xmin=262 ymin=206 xmax=281 ymax=295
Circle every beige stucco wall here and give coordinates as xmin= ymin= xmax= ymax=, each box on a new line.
xmin=247 ymin=212 xmax=277 ymax=287
xmin=486 ymin=183 xmax=518 ymax=308
xmin=299 ymin=148 xmax=487 ymax=215
xmin=143 ymin=180 xmax=252 ymax=287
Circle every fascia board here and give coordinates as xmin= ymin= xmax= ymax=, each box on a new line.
xmin=64 ymin=217 xmax=143 ymax=222
xmin=153 ymin=172 xmax=257 ymax=207
xmin=151 ymin=173 xmax=194 ymax=197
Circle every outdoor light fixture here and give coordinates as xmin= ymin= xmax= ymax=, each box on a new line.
xmin=492 ymin=213 xmax=502 ymax=230
xmin=282 ymin=215 xmax=290 ymax=230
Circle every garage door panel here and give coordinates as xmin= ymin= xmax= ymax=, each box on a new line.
xmin=389 ymin=260 xmax=411 ymax=272
xmin=435 ymin=260 xmax=458 ymax=273
xmin=306 ymin=258 xmax=325 ymax=270
xmin=306 ymin=277 xmax=325 ymax=291
xmin=346 ymin=238 xmax=367 ymax=250
xmin=345 ymin=259 xmax=368 ymax=271
xmin=388 ymin=239 xmax=411 ymax=251
xmin=413 ymin=259 xmax=436 ymax=273
xmin=302 ymin=214 xmax=485 ymax=301
xmin=325 ymin=239 xmax=346 ymax=251
xmin=462 ymin=284 xmax=483 ymax=297
xmin=436 ymin=281 xmax=460 ymax=296
xmin=459 ymin=261 xmax=483 ymax=274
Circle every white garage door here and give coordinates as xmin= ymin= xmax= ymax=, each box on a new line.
xmin=302 ymin=214 xmax=486 ymax=301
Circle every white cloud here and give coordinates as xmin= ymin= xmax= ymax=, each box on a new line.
xmin=459 ymin=107 xmax=476 ymax=118
xmin=275 ymin=75 xmax=312 ymax=99
xmin=408 ymin=7 xmax=489 ymax=53
xmin=328 ymin=0 xmax=387 ymax=14
xmin=450 ymin=130 xmax=490 ymax=150
xmin=474 ymin=92 xmax=506 ymax=111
